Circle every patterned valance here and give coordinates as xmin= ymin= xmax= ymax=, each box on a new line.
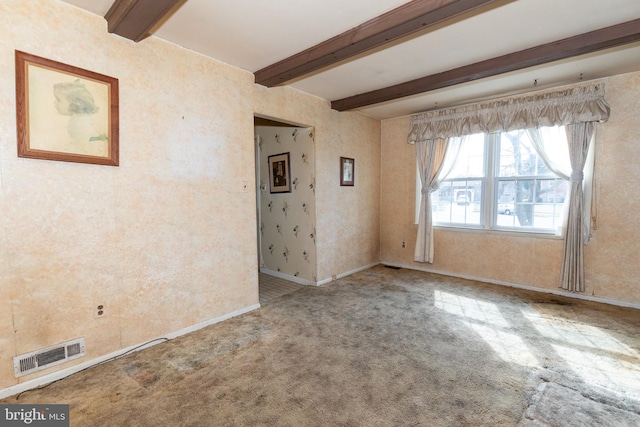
xmin=408 ymin=83 xmax=610 ymax=144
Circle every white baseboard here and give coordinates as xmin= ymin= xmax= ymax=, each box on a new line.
xmin=261 ymin=263 xmax=380 ymax=287
xmin=0 ymin=303 xmax=260 ymax=400
xmin=259 ymin=268 xmax=317 ymax=286
xmin=316 ymin=262 xmax=381 ymax=286
xmin=382 ymin=262 xmax=640 ymax=311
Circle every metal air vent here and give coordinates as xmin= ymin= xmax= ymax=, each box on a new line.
xmin=13 ymin=338 xmax=85 ymax=377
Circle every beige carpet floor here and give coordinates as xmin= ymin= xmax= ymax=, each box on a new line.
xmin=3 ymin=265 xmax=640 ymax=426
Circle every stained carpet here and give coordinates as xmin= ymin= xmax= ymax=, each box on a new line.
xmin=3 ymin=265 xmax=640 ymax=426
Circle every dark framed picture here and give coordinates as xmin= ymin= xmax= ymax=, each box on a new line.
xmin=15 ymin=50 xmax=119 ymax=166
xmin=340 ymin=157 xmax=354 ymax=186
xmin=268 ymin=152 xmax=291 ymax=193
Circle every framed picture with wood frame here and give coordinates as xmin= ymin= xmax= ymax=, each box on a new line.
xmin=340 ymin=157 xmax=354 ymax=186
xmin=15 ymin=50 xmax=119 ymax=166
xmin=268 ymin=152 xmax=291 ymax=193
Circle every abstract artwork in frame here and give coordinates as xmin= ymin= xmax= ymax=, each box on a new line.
xmin=340 ymin=157 xmax=354 ymax=186
xmin=15 ymin=50 xmax=119 ymax=166
xmin=268 ymin=152 xmax=291 ymax=193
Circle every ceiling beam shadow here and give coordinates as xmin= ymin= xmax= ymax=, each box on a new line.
xmin=255 ymin=0 xmax=507 ymax=87
xmin=331 ymin=18 xmax=640 ymax=111
xmin=105 ymin=0 xmax=184 ymax=42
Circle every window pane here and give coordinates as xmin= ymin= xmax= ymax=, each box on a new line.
xmin=498 ymin=129 xmax=553 ymax=177
xmin=538 ymin=126 xmax=571 ymax=173
xmin=496 ymin=179 xmax=568 ymax=230
xmin=533 ymin=179 xmax=568 ymax=230
xmin=433 ymin=179 xmax=482 ymax=226
xmin=447 ymin=133 xmax=485 ymax=178
xmin=432 ymin=181 xmax=453 ymax=224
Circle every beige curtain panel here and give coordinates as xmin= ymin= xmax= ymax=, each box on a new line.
xmin=561 ymin=122 xmax=596 ymax=293
xmin=414 ymin=138 xmax=449 ymax=263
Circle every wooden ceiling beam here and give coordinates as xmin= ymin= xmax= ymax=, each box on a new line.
xmin=105 ymin=0 xmax=184 ymax=42
xmin=331 ymin=18 xmax=640 ymax=111
xmin=255 ymin=0 xmax=507 ymax=87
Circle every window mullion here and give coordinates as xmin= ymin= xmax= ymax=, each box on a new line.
xmin=484 ymin=133 xmax=497 ymax=229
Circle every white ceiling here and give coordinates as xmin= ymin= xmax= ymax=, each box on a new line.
xmin=61 ymin=0 xmax=640 ymax=120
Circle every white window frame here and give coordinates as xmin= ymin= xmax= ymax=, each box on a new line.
xmin=416 ymin=130 xmax=569 ymax=237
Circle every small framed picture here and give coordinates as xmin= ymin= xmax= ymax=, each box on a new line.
xmin=340 ymin=157 xmax=354 ymax=186
xmin=15 ymin=50 xmax=119 ymax=166
xmin=268 ymin=152 xmax=291 ymax=193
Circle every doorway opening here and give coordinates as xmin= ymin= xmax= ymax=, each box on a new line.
xmin=254 ymin=116 xmax=317 ymax=303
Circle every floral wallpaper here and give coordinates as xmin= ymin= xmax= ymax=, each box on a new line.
xmin=256 ymin=126 xmax=317 ymax=283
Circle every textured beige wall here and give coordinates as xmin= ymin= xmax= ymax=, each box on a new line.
xmin=0 ymin=0 xmax=259 ymax=389
xmin=381 ymin=72 xmax=640 ymax=307
xmin=588 ymin=71 xmax=640 ymax=303
xmin=0 ymin=0 xmax=381 ymax=391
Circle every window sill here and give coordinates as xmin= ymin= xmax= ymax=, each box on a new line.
xmin=413 ymin=223 xmax=563 ymax=240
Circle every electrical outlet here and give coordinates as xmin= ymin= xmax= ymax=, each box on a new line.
xmin=95 ymin=303 xmax=106 ymax=318
xmin=402 ymin=241 xmax=406 ymax=248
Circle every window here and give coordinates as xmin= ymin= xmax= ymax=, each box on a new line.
xmin=422 ymin=126 xmax=570 ymax=234
xmin=431 ymin=133 xmax=485 ymax=226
